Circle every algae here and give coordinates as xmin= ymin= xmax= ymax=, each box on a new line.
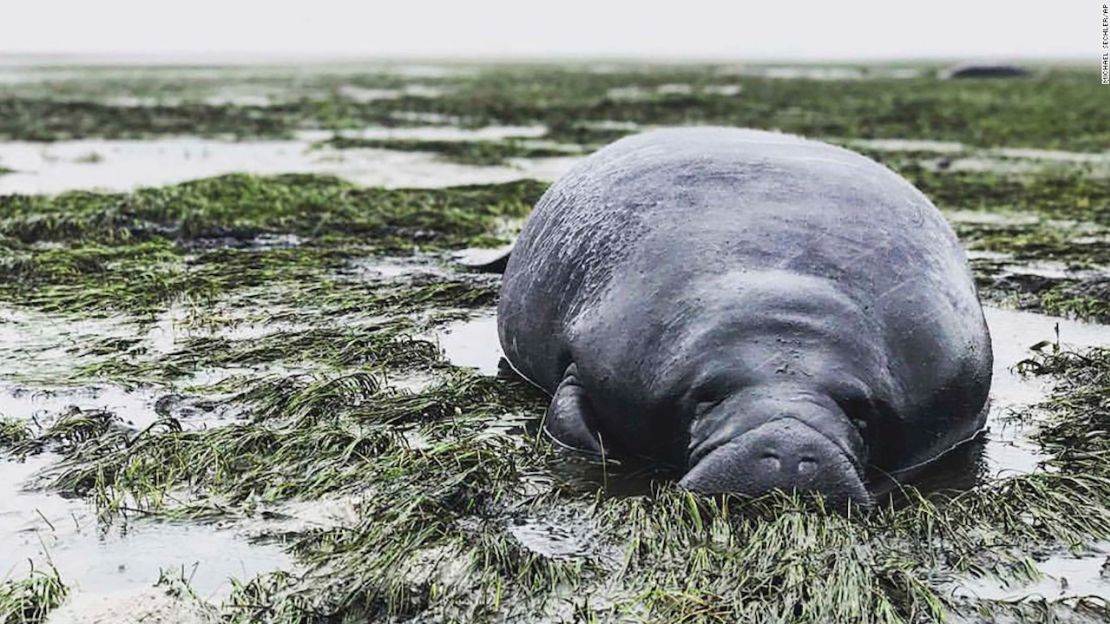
xmin=0 ymin=566 xmax=67 ymax=624
xmin=2 ymin=61 xmax=1109 ymax=623
xmin=2 ymin=64 xmax=1106 ymax=152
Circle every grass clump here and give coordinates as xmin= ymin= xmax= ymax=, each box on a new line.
xmin=0 ymin=174 xmax=541 ymax=317
xmin=955 ymin=220 xmax=1109 ymax=265
xmin=80 ymin=324 xmax=442 ymax=384
xmin=0 ymin=418 xmax=33 ymax=451
xmin=0 ymin=566 xmax=68 ymax=624
xmin=1040 ymin=286 xmax=1110 ymax=324
xmin=0 ymin=174 xmax=546 ymax=247
xmin=905 ymin=166 xmax=1110 ymax=224
xmin=44 ymin=367 xmax=546 ymax=513
xmin=0 ymin=97 xmax=299 ymax=141
xmin=15 ymin=342 xmax=1108 ymax=622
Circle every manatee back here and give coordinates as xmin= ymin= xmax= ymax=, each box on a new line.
xmin=498 ymin=128 xmax=988 ymax=408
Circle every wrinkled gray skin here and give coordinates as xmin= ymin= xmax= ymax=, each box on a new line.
xmin=497 ymin=128 xmax=992 ymax=506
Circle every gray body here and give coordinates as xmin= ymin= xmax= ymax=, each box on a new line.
xmin=498 ymin=128 xmax=992 ymax=504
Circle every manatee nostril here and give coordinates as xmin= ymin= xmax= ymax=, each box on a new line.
xmin=797 ymin=457 xmax=819 ymax=474
xmin=759 ymin=451 xmax=781 ymax=471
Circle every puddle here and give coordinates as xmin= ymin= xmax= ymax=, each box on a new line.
xmin=703 ymin=84 xmax=743 ymax=96
xmin=315 ymin=124 xmax=547 ymax=143
xmin=0 ymin=299 xmax=347 ymax=603
xmin=577 ymin=120 xmax=642 ymax=133
xmin=841 ymin=140 xmax=1109 ymax=174
xmin=0 ymin=131 xmax=578 ymax=195
xmin=966 ymin=250 xmax=1014 ymax=262
xmin=343 ymin=256 xmax=442 ymax=281
xmin=718 ymin=65 xmax=923 ymax=80
xmin=504 ymin=155 xmax=580 ymax=181
xmin=0 ymin=308 xmax=137 ymax=381
xmin=848 ymin=138 xmax=967 ymax=154
xmin=506 ymin=510 xmax=603 ymax=561
xmin=924 ymin=156 xmax=1047 ymax=175
xmin=1001 ymin=260 xmax=1104 ymax=282
xmin=0 ymin=455 xmax=291 ymax=600
xmin=607 ymin=86 xmax=678 ymax=100
xmin=979 ymin=308 xmax=1110 ymax=477
xmin=336 ymin=83 xmax=447 ymax=103
xmin=436 ymin=312 xmax=501 ymax=376
xmin=753 ymin=66 xmax=868 ymax=81
xmin=607 ymin=84 xmax=741 ymax=101
xmin=953 ymin=542 xmax=1110 ymax=602
xmin=0 ymin=300 xmax=333 ymax=433
xmin=387 ymin=111 xmax=462 ymax=125
xmin=1 ymin=305 xmax=200 ymax=379
xmin=437 ymin=307 xmax=1110 ymax=483
xmin=0 ymin=139 xmax=324 ymax=194
xmin=0 ymin=384 xmax=164 ymax=429
xmin=46 ymin=586 xmax=218 ymax=624
xmin=992 ymin=147 xmax=1110 ymax=164
xmin=386 ymin=371 xmax=440 ymax=394
xmin=202 ymin=94 xmax=274 ymax=108
xmin=16 ymin=130 xmax=1100 ymax=198
xmin=945 ymin=210 xmax=1041 ymax=226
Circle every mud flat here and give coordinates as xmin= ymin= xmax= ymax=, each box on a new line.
xmin=1 ymin=62 xmax=1108 ymax=623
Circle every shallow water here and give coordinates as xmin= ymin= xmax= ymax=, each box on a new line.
xmin=953 ymin=541 xmax=1110 ymax=602
xmin=0 ymin=303 xmax=284 ymax=599
xmin=606 ymin=84 xmax=742 ymax=100
xmin=8 ymin=131 xmax=1104 ymax=196
xmin=993 ymin=147 xmax=1110 ymax=164
xmin=437 ymin=306 xmax=1110 ymax=483
xmin=848 ymin=138 xmax=967 ymax=153
xmin=844 ymin=139 xmax=1110 ymax=173
xmin=436 ymin=311 xmax=501 ymax=376
xmin=318 ymin=124 xmax=546 ymax=142
xmin=0 ymin=455 xmax=290 ymax=600
xmin=0 ymin=131 xmax=574 ymax=195
xmin=336 ymin=83 xmax=447 ymax=103
xmin=3 ymin=281 xmax=1105 ymax=609
xmin=505 ymin=507 xmax=611 ymax=562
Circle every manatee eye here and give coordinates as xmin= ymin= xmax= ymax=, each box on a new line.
xmin=836 ymin=398 xmax=874 ymax=435
xmin=835 ymin=395 xmax=902 ymax=469
xmin=689 ymin=376 xmax=732 ymax=415
xmin=694 ymin=397 xmax=727 ymax=417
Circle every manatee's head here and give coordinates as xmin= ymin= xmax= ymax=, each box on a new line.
xmin=679 ymin=389 xmax=871 ymax=508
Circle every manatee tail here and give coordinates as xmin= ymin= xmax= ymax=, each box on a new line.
xmin=454 ymin=247 xmax=512 ymax=274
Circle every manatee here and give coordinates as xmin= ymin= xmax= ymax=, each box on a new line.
xmin=943 ymin=63 xmax=1030 ymax=79
xmin=496 ymin=128 xmax=992 ymax=506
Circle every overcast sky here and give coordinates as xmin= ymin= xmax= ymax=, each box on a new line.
xmin=0 ymin=1 xmax=1095 ymax=60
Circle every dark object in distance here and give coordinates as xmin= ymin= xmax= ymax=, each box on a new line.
xmin=943 ymin=63 xmax=1031 ymax=79
xmin=496 ymin=128 xmax=993 ymax=508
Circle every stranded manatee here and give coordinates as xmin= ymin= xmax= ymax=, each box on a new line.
xmin=497 ymin=128 xmax=992 ymax=506
xmin=942 ymin=63 xmax=1030 ymax=79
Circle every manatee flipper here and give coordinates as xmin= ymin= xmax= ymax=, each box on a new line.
xmin=454 ymin=247 xmax=512 ymax=274
xmin=544 ymin=364 xmax=607 ymax=455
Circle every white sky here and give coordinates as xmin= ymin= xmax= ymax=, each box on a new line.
xmin=0 ymin=1 xmax=1095 ymax=60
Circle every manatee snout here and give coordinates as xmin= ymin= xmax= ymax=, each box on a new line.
xmin=680 ymin=418 xmax=871 ymax=507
